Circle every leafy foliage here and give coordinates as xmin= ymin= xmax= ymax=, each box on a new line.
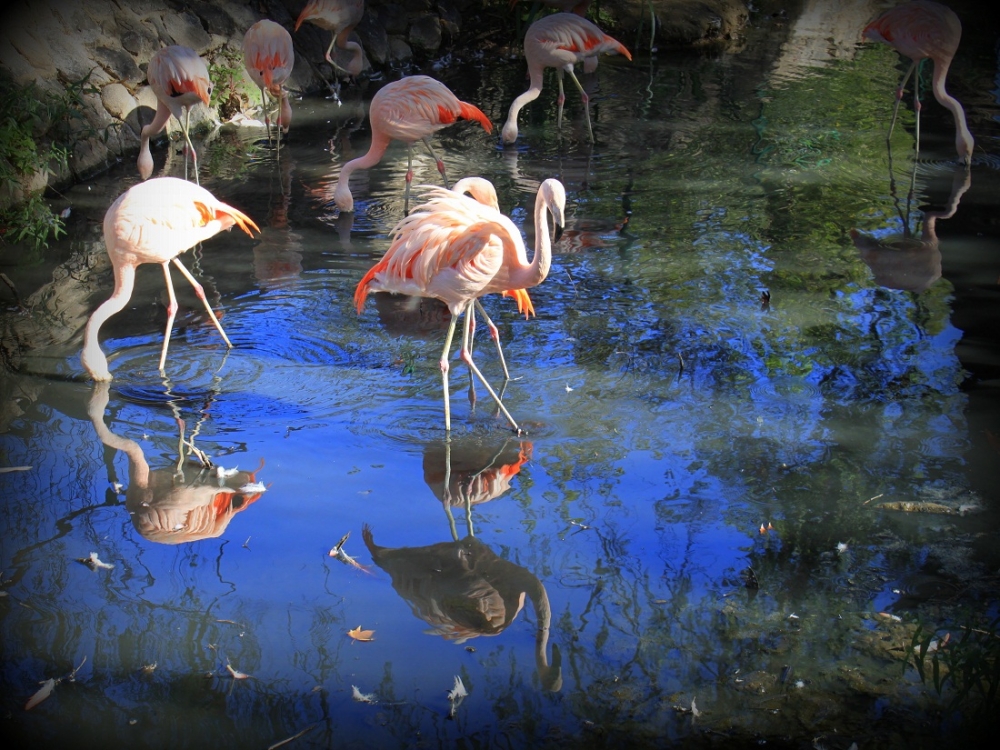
xmin=0 ymin=70 xmax=98 ymax=250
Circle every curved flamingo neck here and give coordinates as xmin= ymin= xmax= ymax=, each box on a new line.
xmin=335 ymin=130 xmax=391 ymax=210
xmin=81 ymin=261 xmax=136 ymax=381
xmin=930 ymin=57 xmax=974 ymax=163
xmin=339 ymin=38 xmax=363 ymax=76
xmin=137 ymin=102 xmax=172 ymax=179
xmin=502 ymin=66 xmax=545 ymax=143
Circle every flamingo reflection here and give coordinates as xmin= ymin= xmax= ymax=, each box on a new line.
xmin=361 ymin=438 xmax=561 ymax=690
xmin=88 ymin=382 xmax=264 ymax=544
xmin=851 ymin=165 xmax=971 ymax=292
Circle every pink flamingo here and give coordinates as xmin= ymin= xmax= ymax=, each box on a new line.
xmin=354 ymin=177 xmax=566 ymax=432
xmin=863 ymin=0 xmax=974 ymax=165
xmin=333 ymin=75 xmax=493 ymax=214
xmin=295 ymin=0 xmax=365 ymax=77
xmin=502 ymin=12 xmax=631 ymax=145
xmin=138 ymin=45 xmax=212 ymax=185
xmin=242 ymin=20 xmax=294 ymax=145
xmin=81 ymin=177 xmax=260 ymax=382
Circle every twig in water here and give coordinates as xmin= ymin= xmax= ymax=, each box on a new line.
xmin=268 ymin=724 xmax=317 ymax=750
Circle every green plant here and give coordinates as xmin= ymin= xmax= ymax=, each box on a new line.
xmin=907 ymin=616 xmax=1000 ymax=723
xmin=0 ymin=70 xmax=98 ymax=250
xmin=210 ymin=47 xmax=259 ymax=121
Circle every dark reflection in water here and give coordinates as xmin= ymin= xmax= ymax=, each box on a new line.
xmin=88 ymin=382 xmax=265 ymax=544
xmin=363 ymin=437 xmax=560 ymax=691
xmin=852 ymin=160 xmax=972 ymax=292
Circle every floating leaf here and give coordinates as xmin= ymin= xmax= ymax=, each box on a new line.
xmin=347 ymin=625 xmax=375 ymax=642
xmin=25 ymin=678 xmax=56 ymax=710
xmin=226 ymin=663 xmax=250 ymax=680
xmin=351 ymin=685 xmax=376 ymax=703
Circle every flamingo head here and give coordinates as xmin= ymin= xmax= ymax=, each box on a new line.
xmin=334 ymin=179 xmax=354 ymax=212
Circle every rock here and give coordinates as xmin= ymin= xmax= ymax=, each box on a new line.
xmin=408 ymin=14 xmax=442 ymax=54
xmin=93 ymin=46 xmax=142 ymax=83
xmin=186 ymin=2 xmax=237 ymax=38
xmin=377 ymin=5 xmax=409 ymax=36
xmin=388 ymin=37 xmax=413 ymax=63
xmin=155 ymin=10 xmax=212 ymax=53
xmin=357 ymin=17 xmax=390 ymax=66
xmin=100 ymin=83 xmax=137 ymax=121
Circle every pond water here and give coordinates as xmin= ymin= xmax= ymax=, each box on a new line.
xmin=3 ymin=4 xmax=1000 ymax=748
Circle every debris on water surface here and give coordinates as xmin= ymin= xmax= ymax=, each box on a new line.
xmin=239 ymin=481 xmax=267 ymax=493
xmin=447 ymin=675 xmax=468 ymax=717
xmin=226 ymin=663 xmax=250 ymax=680
xmin=77 ymin=552 xmax=113 ymax=570
xmin=25 ymin=678 xmax=56 ymax=710
xmin=352 ymin=685 xmax=377 ymax=703
xmin=347 ymin=625 xmax=375 ymax=642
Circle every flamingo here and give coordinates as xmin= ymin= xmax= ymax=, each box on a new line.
xmin=294 ymin=0 xmax=365 ymax=77
xmin=501 ymin=12 xmax=631 ymax=145
xmin=333 ymin=75 xmax=493 ymax=214
xmin=354 ymin=177 xmax=566 ymax=432
xmin=138 ymin=45 xmax=212 ymax=185
xmin=863 ymin=0 xmax=974 ymax=165
xmin=81 ymin=177 xmax=260 ymax=382
xmin=242 ymin=20 xmax=294 ymax=146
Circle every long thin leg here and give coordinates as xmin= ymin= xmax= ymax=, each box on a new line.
xmin=564 ymin=67 xmax=594 ymax=143
xmin=404 ymin=144 xmax=415 ymax=215
xmin=912 ymin=58 xmax=924 ymax=161
xmin=556 ymin=69 xmax=566 ymax=130
xmin=887 ymin=60 xmax=917 ymax=145
xmin=420 ymin=137 xmax=450 ymax=188
xmin=183 ymin=106 xmax=200 ymax=186
xmin=171 ymin=257 xmax=233 ymax=348
xmin=473 ymin=299 xmax=512 ymax=381
xmin=458 ymin=302 xmax=520 ymax=433
xmin=439 ymin=313 xmax=461 ymax=431
xmin=159 ymin=262 xmax=180 ymax=372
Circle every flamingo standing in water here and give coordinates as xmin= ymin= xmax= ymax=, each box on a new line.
xmin=81 ymin=177 xmax=260 ymax=382
xmin=295 ymin=0 xmax=365 ymax=78
xmin=138 ymin=46 xmax=212 ymax=185
xmin=333 ymin=75 xmax=493 ymax=214
xmin=501 ymin=12 xmax=631 ymax=145
xmin=243 ymin=20 xmax=294 ymax=146
xmin=354 ymin=177 xmax=566 ymax=432
xmin=863 ymin=0 xmax=974 ymax=165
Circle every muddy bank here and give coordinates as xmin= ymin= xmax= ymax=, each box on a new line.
xmin=0 ymin=0 xmax=751 ymax=204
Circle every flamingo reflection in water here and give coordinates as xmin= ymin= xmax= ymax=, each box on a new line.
xmin=851 ymin=165 xmax=971 ymax=292
xmin=88 ymin=382 xmax=265 ymax=544
xmin=361 ymin=438 xmax=561 ymax=690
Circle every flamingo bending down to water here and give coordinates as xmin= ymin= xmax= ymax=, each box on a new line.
xmin=333 ymin=75 xmax=493 ymax=214
xmin=81 ymin=178 xmax=260 ymax=382
xmin=138 ymin=46 xmax=212 ymax=185
xmin=863 ymin=0 xmax=974 ymax=165
xmin=502 ymin=12 xmax=631 ymax=145
xmin=295 ymin=0 xmax=365 ymax=77
xmin=243 ymin=20 xmax=294 ymax=144
xmin=354 ymin=178 xmax=566 ymax=432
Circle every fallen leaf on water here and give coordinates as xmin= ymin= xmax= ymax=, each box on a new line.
xmin=226 ymin=663 xmax=250 ymax=680
xmin=691 ymin=696 xmax=701 ymax=720
xmin=77 ymin=552 xmax=114 ymax=570
xmin=347 ymin=625 xmax=375 ymax=642
xmin=141 ymin=663 xmax=157 ymax=674
xmin=352 ymin=685 xmax=377 ymax=703
xmin=25 ymin=678 xmax=56 ymax=710
xmin=0 ymin=465 xmax=32 ymax=473
xmin=239 ymin=481 xmax=267 ymax=493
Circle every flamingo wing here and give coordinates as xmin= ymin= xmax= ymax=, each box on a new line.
xmin=530 ymin=13 xmax=632 ymax=64
xmin=148 ymin=46 xmax=211 ymax=105
xmin=372 ymin=76 xmax=492 ymax=141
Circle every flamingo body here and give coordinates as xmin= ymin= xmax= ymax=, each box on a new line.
xmin=138 ymin=46 xmax=212 ymax=182
xmin=863 ymin=0 xmax=973 ymax=164
xmin=295 ymin=0 xmax=365 ymax=75
xmin=81 ymin=177 xmax=260 ymax=381
xmin=354 ymin=178 xmax=565 ymax=431
xmin=333 ymin=75 xmax=493 ymax=212
xmin=243 ymin=20 xmax=294 ymax=135
xmin=502 ymin=12 xmax=631 ymax=144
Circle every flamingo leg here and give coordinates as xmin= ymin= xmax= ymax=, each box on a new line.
xmin=556 ymin=69 xmax=565 ymax=129
xmin=159 ymin=261 xmax=180 ymax=372
xmin=887 ymin=60 xmax=917 ymax=146
xmin=404 ymin=144 xmax=415 ymax=215
xmin=913 ymin=58 xmax=924 ymax=161
xmin=467 ymin=305 xmax=478 ymax=407
xmin=171 ymin=257 xmax=233 ymax=349
xmin=458 ymin=301 xmax=520 ymax=433
xmin=439 ymin=312 xmax=460 ymax=431
xmin=564 ymin=67 xmax=594 ymax=143
xmin=420 ymin=137 xmax=450 ymax=189
xmin=182 ymin=106 xmax=200 ymax=186
xmin=474 ymin=299 xmax=512 ymax=381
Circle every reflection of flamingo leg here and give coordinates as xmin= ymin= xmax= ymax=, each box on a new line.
xmin=887 ymin=60 xmax=917 ymax=146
